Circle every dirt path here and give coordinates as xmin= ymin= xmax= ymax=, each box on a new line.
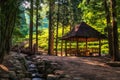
xmin=41 ymin=56 xmax=120 ymax=80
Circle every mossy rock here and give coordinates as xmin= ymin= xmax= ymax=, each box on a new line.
xmin=106 ymin=61 xmax=120 ymax=67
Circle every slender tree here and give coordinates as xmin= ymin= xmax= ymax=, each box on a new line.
xmin=0 ymin=0 xmax=21 ymax=63
xmin=110 ymin=0 xmax=120 ymax=61
xmin=35 ymin=0 xmax=40 ymax=53
xmin=55 ymin=0 xmax=60 ymax=56
xmin=29 ymin=0 xmax=34 ymax=53
xmin=60 ymin=0 xmax=69 ymax=56
xmin=104 ymin=0 xmax=114 ymax=57
xmin=48 ymin=0 xmax=55 ymax=55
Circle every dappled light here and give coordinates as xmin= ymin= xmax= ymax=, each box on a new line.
xmin=81 ymin=59 xmax=109 ymax=67
xmin=0 ymin=64 xmax=9 ymax=72
xmin=69 ymin=56 xmax=78 ymax=59
xmin=0 ymin=0 xmax=120 ymax=80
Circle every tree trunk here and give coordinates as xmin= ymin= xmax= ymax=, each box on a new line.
xmin=61 ymin=3 xmax=66 ymax=56
xmin=29 ymin=0 xmax=34 ymax=52
xmin=104 ymin=0 xmax=114 ymax=57
xmin=0 ymin=0 xmax=18 ymax=63
xmin=65 ymin=41 xmax=67 ymax=56
xmin=55 ymin=1 xmax=60 ymax=56
xmin=48 ymin=0 xmax=54 ymax=55
xmin=110 ymin=0 xmax=120 ymax=61
xmin=35 ymin=0 xmax=39 ymax=53
xmin=0 ymin=41 xmax=6 ymax=63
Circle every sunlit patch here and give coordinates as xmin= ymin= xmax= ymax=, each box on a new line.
xmin=69 ymin=56 xmax=78 ymax=59
xmin=0 ymin=64 xmax=9 ymax=72
xmin=57 ymin=54 xmax=62 ymax=56
xmin=81 ymin=59 xmax=108 ymax=67
xmin=75 ymin=25 xmax=80 ymax=32
xmin=22 ymin=1 xmax=30 ymax=8
xmin=115 ymin=71 xmax=120 ymax=73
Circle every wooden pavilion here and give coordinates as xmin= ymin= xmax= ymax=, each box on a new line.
xmin=61 ymin=22 xmax=107 ymax=56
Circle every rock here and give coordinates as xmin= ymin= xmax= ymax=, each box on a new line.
xmin=0 ymin=74 xmax=9 ymax=78
xmin=21 ymin=78 xmax=31 ymax=80
xmin=54 ymin=70 xmax=65 ymax=78
xmin=15 ymin=65 xmax=22 ymax=70
xmin=106 ymin=61 xmax=120 ymax=67
xmin=50 ymin=62 xmax=60 ymax=70
xmin=0 ymin=79 xmax=9 ymax=80
xmin=64 ymin=75 xmax=71 ymax=78
xmin=16 ymin=70 xmax=23 ymax=74
xmin=60 ymin=78 xmax=73 ymax=80
xmin=0 ymin=72 xmax=16 ymax=80
xmin=32 ymin=73 xmax=44 ymax=78
xmin=17 ymin=73 xmax=25 ymax=78
xmin=46 ymin=68 xmax=54 ymax=74
xmin=73 ymin=77 xmax=85 ymax=80
xmin=36 ymin=61 xmax=45 ymax=66
xmin=32 ymin=78 xmax=43 ymax=80
xmin=9 ymin=67 xmax=16 ymax=71
xmin=28 ymin=68 xmax=38 ymax=73
xmin=47 ymin=74 xmax=58 ymax=80
xmin=9 ymin=71 xmax=17 ymax=78
xmin=29 ymin=64 xmax=37 ymax=68
xmin=24 ymin=71 xmax=32 ymax=78
xmin=54 ymin=70 xmax=64 ymax=75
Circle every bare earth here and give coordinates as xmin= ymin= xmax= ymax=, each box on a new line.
xmin=42 ymin=56 xmax=120 ymax=80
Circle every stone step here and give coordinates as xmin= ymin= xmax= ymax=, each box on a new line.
xmin=47 ymin=74 xmax=58 ymax=80
xmin=28 ymin=68 xmax=38 ymax=73
xmin=21 ymin=78 xmax=31 ymax=80
xmin=29 ymin=64 xmax=37 ymax=68
xmin=0 ymin=74 xmax=9 ymax=78
xmin=32 ymin=73 xmax=44 ymax=78
xmin=0 ymin=78 xmax=9 ymax=80
xmin=32 ymin=77 xmax=44 ymax=80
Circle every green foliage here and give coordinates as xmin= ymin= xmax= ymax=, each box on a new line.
xmin=25 ymin=29 xmax=49 ymax=50
xmin=12 ymin=0 xmax=120 ymax=55
xmin=38 ymin=29 xmax=48 ymax=50
xmin=78 ymin=0 xmax=106 ymax=33
xmin=0 ymin=0 xmax=24 ymax=62
xmin=12 ymin=26 xmax=26 ymax=45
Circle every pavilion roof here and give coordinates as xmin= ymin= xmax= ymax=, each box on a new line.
xmin=61 ymin=22 xmax=107 ymax=42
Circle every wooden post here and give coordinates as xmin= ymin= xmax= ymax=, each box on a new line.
xmin=69 ymin=41 xmax=72 ymax=55
xmin=76 ymin=40 xmax=79 ymax=56
xmin=61 ymin=40 xmax=63 ymax=56
xmin=99 ymin=39 xmax=101 ymax=56
xmin=65 ymin=41 xmax=67 ymax=56
xmin=86 ymin=38 xmax=88 ymax=51
xmin=85 ymin=38 xmax=88 ymax=56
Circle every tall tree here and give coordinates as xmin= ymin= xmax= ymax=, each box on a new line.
xmin=55 ymin=0 xmax=60 ymax=56
xmin=35 ymin=0 xmax=40 ymax=52
xmin=29 ymin=0 xmax=34 ymax=52
xmin=60 ymin=0 xmax=69 ymax=56
xmin=0 ymin=0 xmax=21 ymax=63
xmin=110 ymin=0 xmax=120 ymax=61
xmin=48 ymin=0 xmax=55 ymax=55
xmin=104 ymin=0 xmax=114 ymax=57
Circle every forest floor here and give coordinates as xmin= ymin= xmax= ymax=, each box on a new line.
xmin=42 ymin=55 xmax=120 ymax=80
xmin=1 ymin=52 xmax=120 ymax=80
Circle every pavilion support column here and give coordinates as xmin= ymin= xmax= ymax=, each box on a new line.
xmin=69 ymin=41 xmax=72 ymax=55
xmin=76 ymin=40 xmax=79 ymax=56
xmin=99 ymin=39 xmax=101 ymax=56
xmin=61 ymin=40 xmax=63 ymax=56
xmin=85 ymin=38 xmax=88 ymax=56
xmin=86 ymin=38 xmax=88 ymax=51
xmin=65 ymin=41 xmax=67 ymax=56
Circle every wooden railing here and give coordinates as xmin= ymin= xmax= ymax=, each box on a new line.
xmin=66 ymin=48 xmax=99 ymax=56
